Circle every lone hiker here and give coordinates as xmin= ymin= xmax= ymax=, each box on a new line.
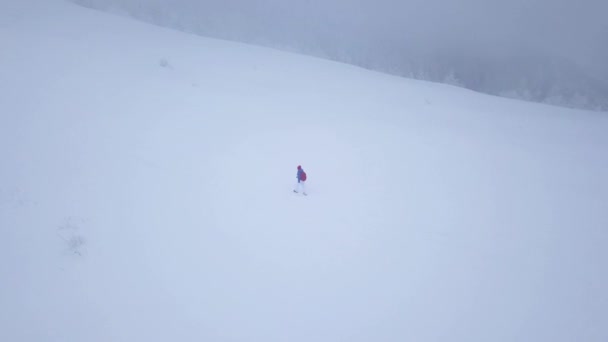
xmin=294 ymin=165 xmax=307 ymax=195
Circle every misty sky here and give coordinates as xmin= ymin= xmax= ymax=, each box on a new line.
xmin=75 ymin=0 xmax=608 ymax=109
xmin=153 ymin=0 xmax=607 ymax=68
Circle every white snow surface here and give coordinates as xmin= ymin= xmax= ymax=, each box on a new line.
xmin=1 ymin=1 xmax=607 ymax=341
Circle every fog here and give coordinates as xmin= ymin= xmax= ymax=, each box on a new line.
xmin=73 ymin=0 xmax=608 ymax=110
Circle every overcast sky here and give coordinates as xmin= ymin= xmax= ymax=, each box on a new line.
xmin=163 ymin=0 xmax=606 ymax=64
xmin=82 ymin=0 xmax=607 ymax=73
xmin=74 ymin=0 xmax=608 ymax=108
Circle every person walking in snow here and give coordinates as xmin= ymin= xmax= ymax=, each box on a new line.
xmin=294 ymin=165 xmax=307 ymax=195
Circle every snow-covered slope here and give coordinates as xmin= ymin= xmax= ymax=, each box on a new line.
xmin=1 ymin=1 xmax=607 ymax=341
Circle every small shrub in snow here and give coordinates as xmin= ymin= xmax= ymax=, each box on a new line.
xmin=159 ymin=58 xmax=171 ymax=68
xmin=57 ymin=217 xmax=86 ymax=256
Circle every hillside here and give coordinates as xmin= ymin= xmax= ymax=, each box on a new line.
xmin=1 ymin=1 xmax=607 ymax=341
